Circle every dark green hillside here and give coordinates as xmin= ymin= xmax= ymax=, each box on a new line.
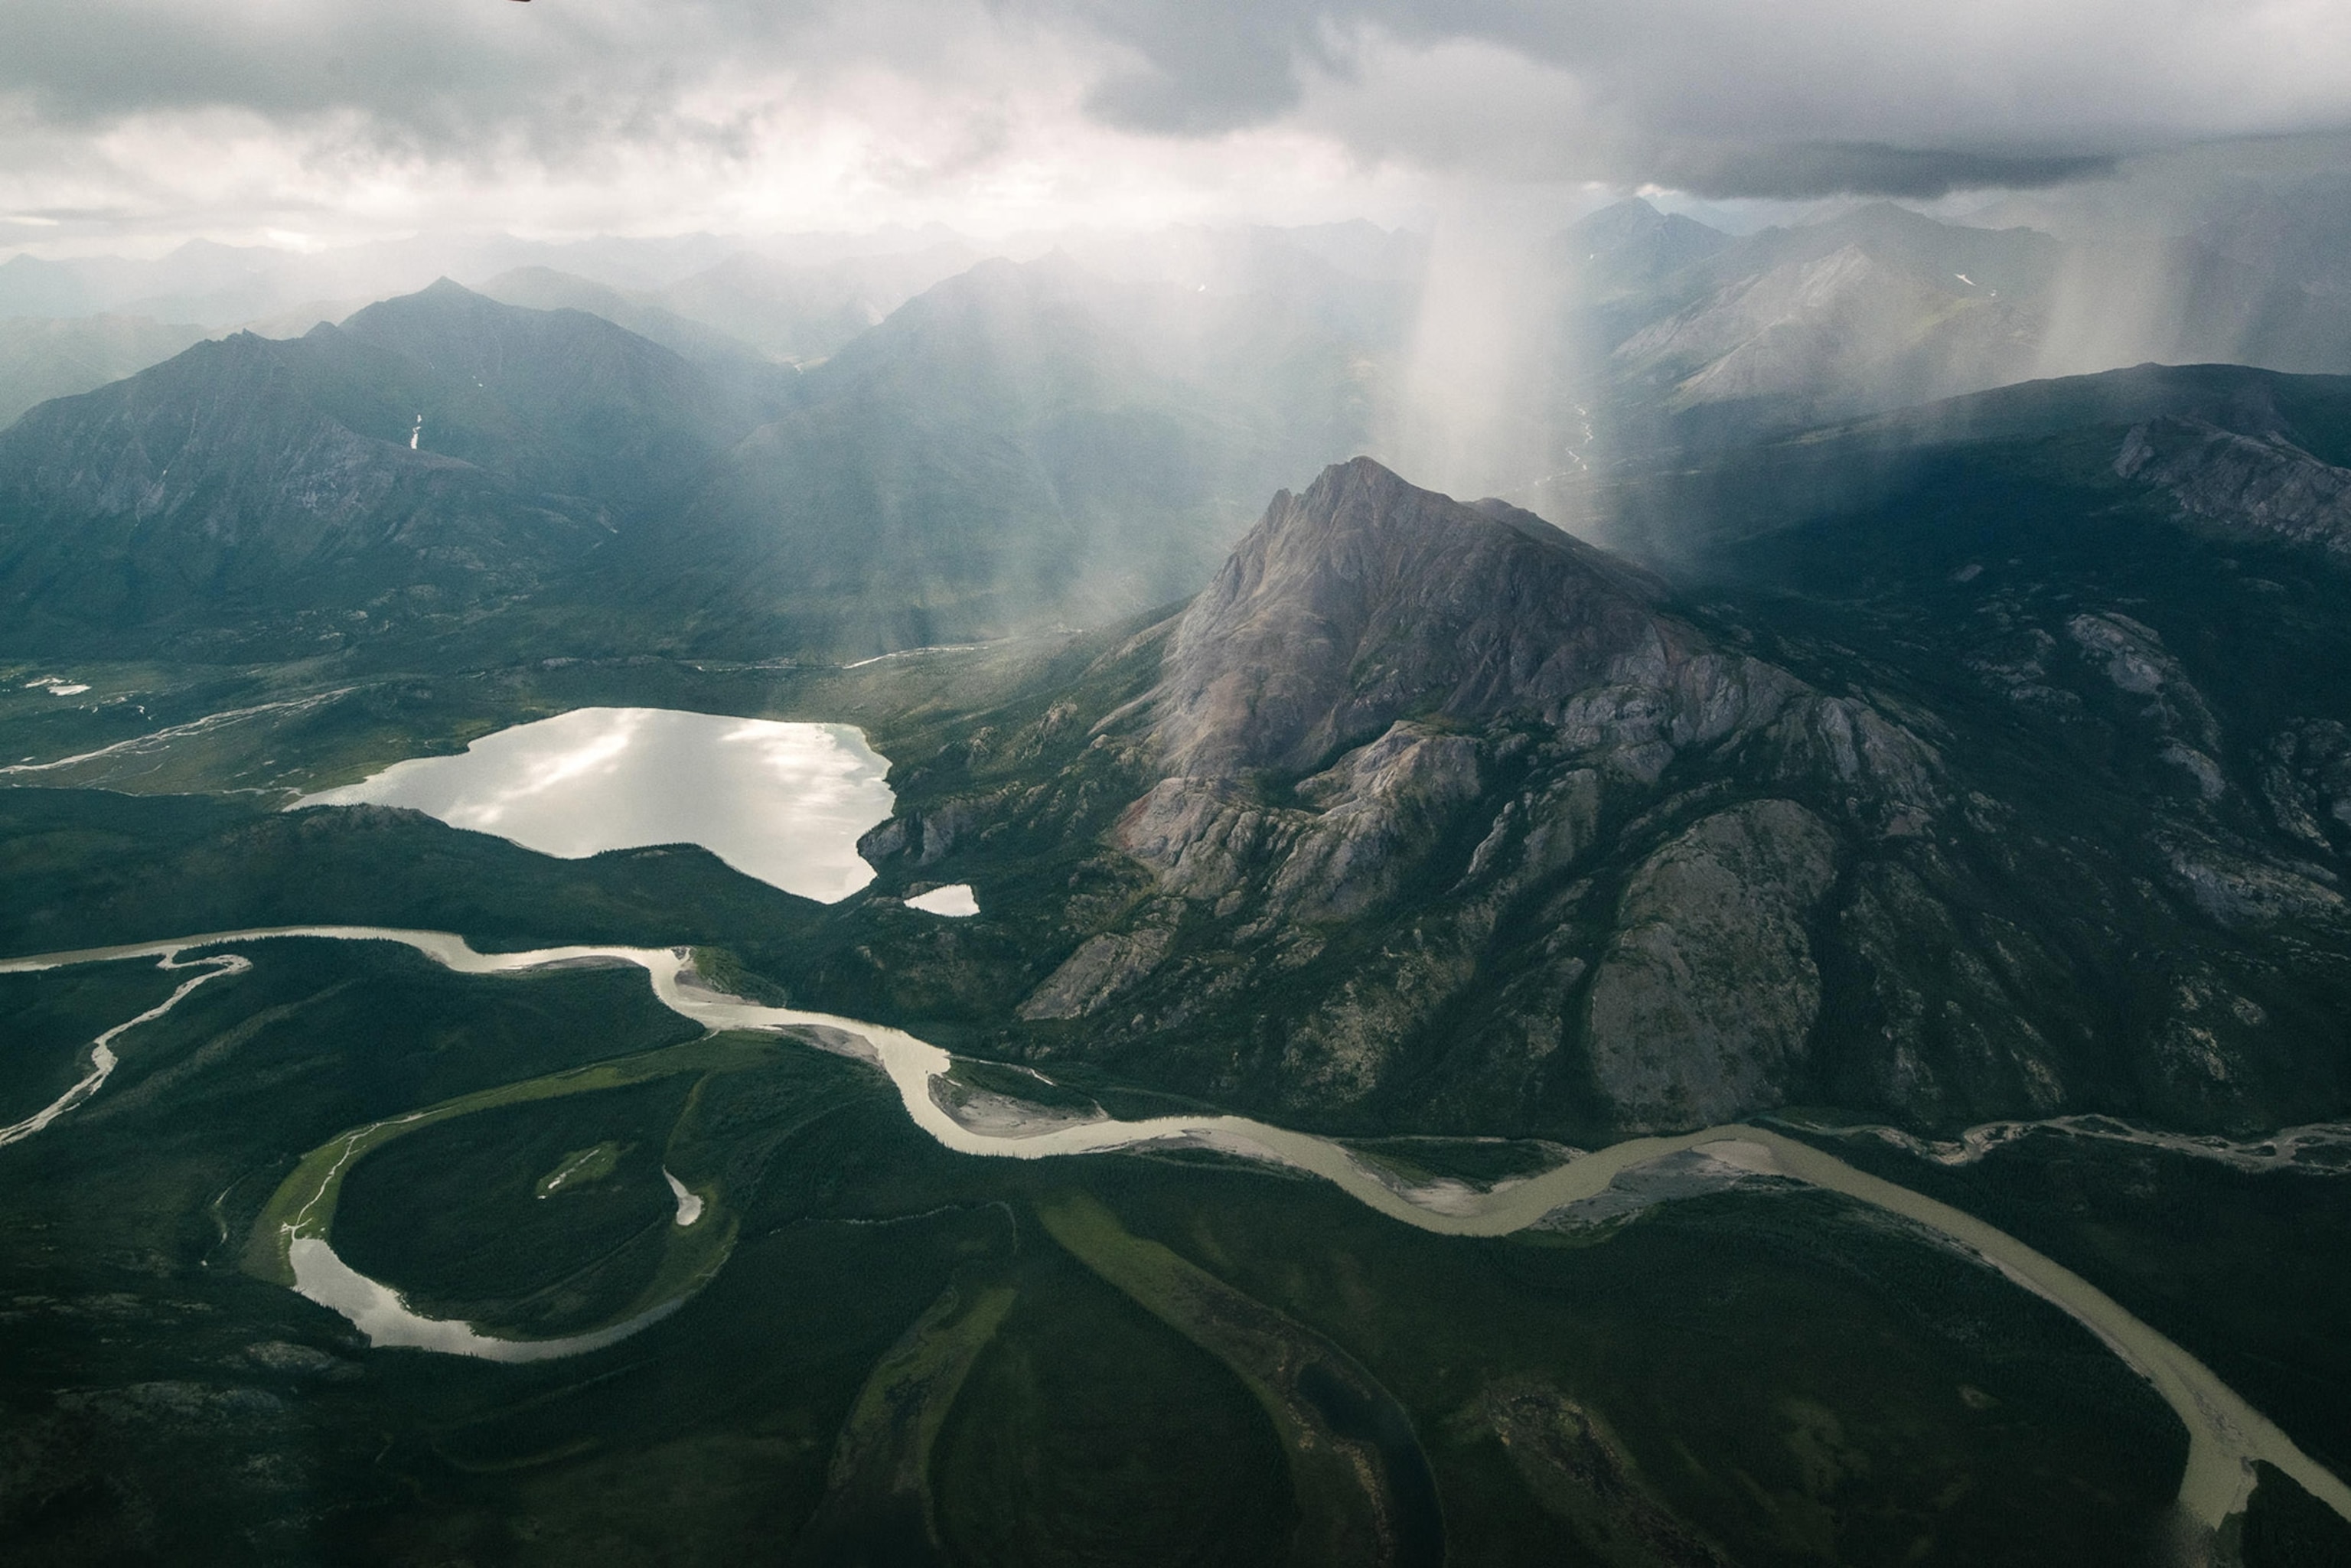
xmin=334 ymin=279 xmax=787 ymax=517
xmin=0 ymin=283 xmax=780 ymax=659
xmin=0 ymin=934 xmax=2186 ymax=1566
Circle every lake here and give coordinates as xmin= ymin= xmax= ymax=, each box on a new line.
xmin=295 ymin=708 xmax=895 ymax=902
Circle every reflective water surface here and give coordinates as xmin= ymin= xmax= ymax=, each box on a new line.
xmin=295 ymin=708 xmax=894 ymax=902
xmin=905 ymin=883 xmax=979 ymax=917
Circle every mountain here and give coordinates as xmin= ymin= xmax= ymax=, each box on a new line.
xmin=0 ymin=331 xmax=599 ymax=654
xmin=1589 ymin=361 xmax=2351 ymax=569
xmin=0 ymin=282 xmax=771 ymax=656
xmin=840 ymin=442 xmax=2351 ymax=1144
xmin=331 ymin=279 xmax=780 ymax=517
xmin=474 ymin=266 xmax=781 ymax=368
xmin=1558 ymin=197 xmax=1731 ymax=295
xmin=1570 ymin=201 xmax=2059 ymax=452
xmin=0 ymin=240 xmax=318 ymax=329
xmin=850 ymin=458 xmax=1931 ymax=1134
xmin=2150 ymin=177 xmax=2351 ymax=373
xmin=0 ymin=254 xmax=106 ymax=319
xmin=645 ymin=243 xmax=985 ymax=363
xmin=0 ymin=233 xmax=757 ymax=331
xmin=0 ymin=315 xmax=209 ymax=429
xmin=616 ymin=253 xmax=1381 ymax=657
xmin=0 ymin=254 xmax=1392 ymax=663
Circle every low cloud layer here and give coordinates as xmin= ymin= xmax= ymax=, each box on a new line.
xmin=5 ymin=0 xmax=2351 ymax=248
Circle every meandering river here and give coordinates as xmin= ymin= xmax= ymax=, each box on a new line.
xmin=4 ymin=924 xmax=2348 ymax=1532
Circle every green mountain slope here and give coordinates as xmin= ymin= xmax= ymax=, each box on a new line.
xmin=0 ymin=282 xmax=774 ymax=657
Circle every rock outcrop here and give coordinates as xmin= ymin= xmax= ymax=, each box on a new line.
xmin=2115 ymin=415 xmax=2351 ymax=559
xmin=1583 ymin=800 xmax=1840 ymax=1129
xmin=1151 ymin=458 xmax=1680 ymax=778
xmin=852 ymin=433 xmax=2351 ymax=1143
xmin=981 ymin=460 xmax=1955 ymax=1132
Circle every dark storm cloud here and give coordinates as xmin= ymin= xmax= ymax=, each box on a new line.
xmin=1652 ymin=144 xmax=2121 ymax=202
xmin=0 ymin=1 xmax=836 ymax=159
xmin=2 ymin=0 xmax=2347 ymax=218
xmin=1052 ymin=0 xmax=2351 ymax=194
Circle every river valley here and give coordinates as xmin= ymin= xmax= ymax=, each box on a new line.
xmin=4 ymin=922 xmax=2346 ymax=1536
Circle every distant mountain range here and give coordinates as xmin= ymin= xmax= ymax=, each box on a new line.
xmin=11 ymin=191 xmax=2351 ymax=611
xmin=5 ymin=210 xmax=2351 ymax=1149
xmin=0 ymin=265 xmax=1380 ymax=659
xmin=0 ymin=315 xmax=208 ymax=430
xmin=1560 ymin=198 xmax=2059 ymax=453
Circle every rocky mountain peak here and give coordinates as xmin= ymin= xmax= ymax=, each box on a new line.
xmin=339 ymin=276 xmax=698 ymax=388
xmin=1562 ymin=198 xmax=1730 ymax=279
xmin=1150 ymin=457 xmax=1678 ymax=777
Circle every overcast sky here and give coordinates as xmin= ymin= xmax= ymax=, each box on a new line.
xmin=7 ymin=0 xmax=2351 ymax=253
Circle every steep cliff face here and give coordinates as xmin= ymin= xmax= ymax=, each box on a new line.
xmin=1151 ymin=458 xmax=1680 ymax=777
xmin=1581 ymin=800 xmax=1841 ymax=1128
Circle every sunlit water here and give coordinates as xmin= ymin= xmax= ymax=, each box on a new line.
xmin=905 ymin=883 xmax=979 ymax=917
xmin=294 ymin=709 xmax=895 ymax=902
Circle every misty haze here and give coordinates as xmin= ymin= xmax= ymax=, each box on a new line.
xmin=4 ymin=4 xmax=2351 ymax=1565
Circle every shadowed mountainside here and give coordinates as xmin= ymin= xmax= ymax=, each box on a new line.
xmin=598 ymin=255 xmax=1384 ymax=657
xmin=0 ymin=281 xmax=778 ymax=657
xmin=0 ymin=259 xmax=1386 ymax=663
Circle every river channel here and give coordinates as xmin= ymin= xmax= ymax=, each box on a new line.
xmin=4 ymin=924 xmax=2349 ymax=1531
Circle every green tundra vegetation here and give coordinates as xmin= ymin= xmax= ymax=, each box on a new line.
xmin=8 ymin=931 xmax=2319 ymax=1565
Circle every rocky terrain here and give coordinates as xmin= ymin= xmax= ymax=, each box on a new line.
xmin=852 ymin=437 xmax=2351 ymax=1143
xmin=2114 ymin=414 xmax=2351 ymax=559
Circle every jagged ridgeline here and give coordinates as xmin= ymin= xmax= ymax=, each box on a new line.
xmin=0 ymin=264 xmax=1377 ymax=663
xmin=857 ymin=430 xmax=2351 ymax=1143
